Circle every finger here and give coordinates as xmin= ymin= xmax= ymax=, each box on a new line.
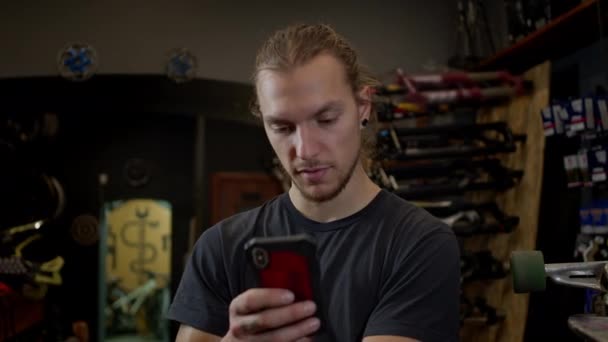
xmin=230 ymin=288 xmax=294 ymax=315
xmin=231 ymin=301 xmax=316 ymax=337
xmin=254 ymin=317 xmax=320 ymax=342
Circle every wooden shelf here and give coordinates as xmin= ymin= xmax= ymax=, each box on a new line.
xmin=478 ymin=0 xmax=607 ymax=73
xmin=0 ymin=75 xmax=259 ymax=126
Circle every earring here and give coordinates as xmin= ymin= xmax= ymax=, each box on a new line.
xmin=361 ymin=119 xmax=369 ymax=127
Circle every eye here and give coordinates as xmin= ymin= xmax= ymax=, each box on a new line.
xmin=271 ymin=124 xmax=294 ymax=134
xmin=318 ymin=117 xmax=336 ymax=125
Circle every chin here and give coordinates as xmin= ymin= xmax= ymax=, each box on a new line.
xmin=296 ymin=181 xmax=344 ymax=203
xmin=291 ymin=161 xmax=357 ymax=203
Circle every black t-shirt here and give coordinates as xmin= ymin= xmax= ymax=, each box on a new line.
xmin=167 ymin=190 xmax=461 ymax=341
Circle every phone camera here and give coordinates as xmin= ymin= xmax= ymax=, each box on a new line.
xmin=252 ymin=247 xmax=269 ymax=269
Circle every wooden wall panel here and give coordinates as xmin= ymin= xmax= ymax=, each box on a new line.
xmin=460 ymin=61 xmax=550 ymax=342
xmin=210 ymin=172 xmax=284 ymax=225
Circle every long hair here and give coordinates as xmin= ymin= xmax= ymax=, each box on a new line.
xmin=251 ymin=23 xmax=379 ymax=161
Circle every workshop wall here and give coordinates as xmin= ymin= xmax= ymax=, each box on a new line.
xmin=0 ymin=0 xmax=458 ymax=82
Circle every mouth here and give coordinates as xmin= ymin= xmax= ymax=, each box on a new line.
xmin=296 ymin=166 xmax=330 ymax=174
xmin=295 ymin=166 xmax=331 ymax=183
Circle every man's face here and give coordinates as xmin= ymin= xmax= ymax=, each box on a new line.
xmin=257 ymin=54 xmax=368 ymax=202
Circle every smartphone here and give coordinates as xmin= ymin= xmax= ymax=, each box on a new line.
xmin=244 ymin=234 xmax=330 ymax=338
xmin=244 ymin=234 xmax=321 ymax=303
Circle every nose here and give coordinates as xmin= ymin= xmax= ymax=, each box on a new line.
xmin=293 ymin=124 xmax=320 ymax=160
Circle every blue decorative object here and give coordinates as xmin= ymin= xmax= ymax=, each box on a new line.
xmin=166 ymin=48 xmax=197 ymax=83
xmin=57 ymin=43 xmax=98 ymax=81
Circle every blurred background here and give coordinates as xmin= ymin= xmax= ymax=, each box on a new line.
xmin=0 ymin=1 xmax=607 ymax=341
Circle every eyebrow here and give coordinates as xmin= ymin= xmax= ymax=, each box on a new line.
xmin=264 ymin=101 xmax=344 ymax=125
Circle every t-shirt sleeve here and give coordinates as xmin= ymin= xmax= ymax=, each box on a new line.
xmin=364 ymin=230 xmax=461 ymax=342
xmin=166 ymin=227 xmax=231 ymax=337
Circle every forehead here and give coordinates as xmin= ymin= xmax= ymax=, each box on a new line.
xmin=256 ymin=54 xmax=352 ymax=118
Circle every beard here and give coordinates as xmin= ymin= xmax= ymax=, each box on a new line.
xmin=289 ymin=148 xmax=360 ymax=203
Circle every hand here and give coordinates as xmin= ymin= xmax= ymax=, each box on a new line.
xmin=222 ymin=288 xmax=321 ymax=342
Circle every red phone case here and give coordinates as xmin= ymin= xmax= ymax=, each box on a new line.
xmin=244 ymin=234 xmax=320 ymax=302
xmin=244 ymin=234 xmax=331 ymax=338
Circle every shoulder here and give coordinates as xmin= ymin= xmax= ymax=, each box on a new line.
xmin=373 ymin=191 xmax=458 ymax=260
xmin=377 ymin=190 xmax=453 ymax=237
xmin=196 ymin=194 xmax=285 ymax=254
xmin=185 ymin=195 xmax=286 ymax=296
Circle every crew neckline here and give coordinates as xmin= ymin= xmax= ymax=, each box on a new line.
xmin=281 ymin=189 xmax=389 ymax=232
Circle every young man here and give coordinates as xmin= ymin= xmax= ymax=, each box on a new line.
xmin=168 ymin=24 xmax=460 ymax=342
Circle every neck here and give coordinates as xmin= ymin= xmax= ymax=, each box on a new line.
xmin=288 ymin=162 xmax=381 ymax=223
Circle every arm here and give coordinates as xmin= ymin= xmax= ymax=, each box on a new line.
xmin=176 ymin=325 xmax=222 ymax=342
xmin=175 ymin=289 xmax=320 ymax=342
xmin=168 ymin=224 xmax=320 ymax=342
xmin=167 ymin=227 xmax=232 ymax=337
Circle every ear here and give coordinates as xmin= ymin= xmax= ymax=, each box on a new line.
xmin=356 ymin=85 xmax=372 ymax=122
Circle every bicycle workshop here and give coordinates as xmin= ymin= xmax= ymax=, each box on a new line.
xmin=1 ymin=1 xmax=607 ymax=341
